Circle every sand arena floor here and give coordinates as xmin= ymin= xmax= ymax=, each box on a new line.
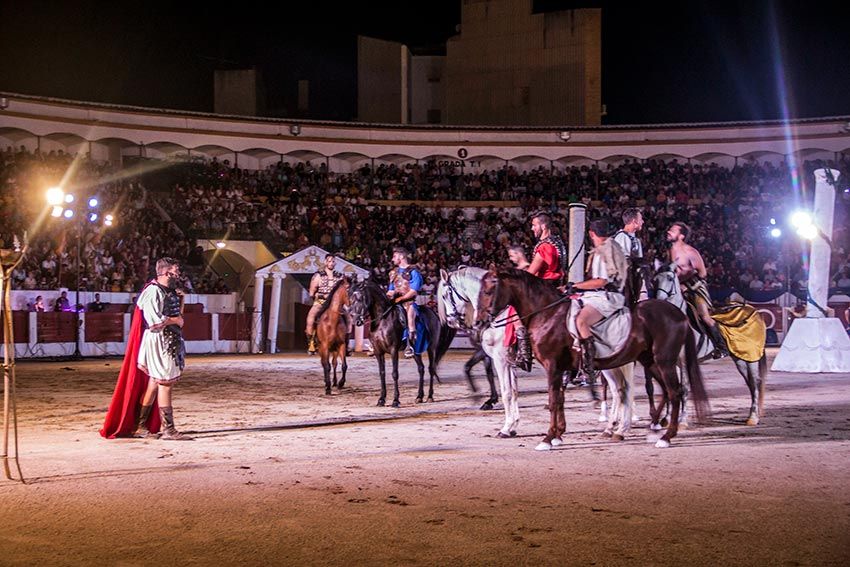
xmin=1 ymin=349 xmax=848 ymax=566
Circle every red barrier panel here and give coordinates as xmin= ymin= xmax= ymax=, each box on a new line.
xmin=0 ymin=311 xmax=30 ymax=344
xmin=84 ymin=313 xmax=125 ymax=343
xmin=183 ymin=313 xmax=212 ymax=341
xmin=37 ymin=312 xmax=77 ymax=343
xmin=219 ymin=313 xmax=251 ymax=341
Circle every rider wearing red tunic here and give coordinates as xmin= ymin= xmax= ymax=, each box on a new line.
xmin=512 ymin=212 xmax=566 ymax=371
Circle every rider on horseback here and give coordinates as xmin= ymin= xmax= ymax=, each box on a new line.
xmin=513 ymin=212 xmax=566 ymax=371
xmin=305 ymin=254 xmax=344 ymax=355
xmin=387 ymin=246 xmax=423 ymax=358
xmin=613 ymin=207 xmax=650 ymax=303
xmin=667 ymin=221 xmax=730 ymax=359
xmin=570 ymin=219 xmax=628 ymax=378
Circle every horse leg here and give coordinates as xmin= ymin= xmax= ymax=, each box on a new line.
xmin=537 ymin=368 xmax=564 ymax=451
xmin=376 ymin=353 xmax=387 ymax=406
xmin=554 ymin=385 xmax=567 ymax=443
xmin=613 ymin=366 xmax=634 ymax=441
xmin=426 ymin=351 xmax=437 ymax=402
xmin=483 ymin=355 xmax=499 ymax=409
xmin=391 ymin=350 xmax=401 ymax=408
xmin=415 ymin=354 xmax=426 ymax=404
xmin=598 ymin=376 xmax=609 ymax=423
xmin=337 ymin=344 xmax=348 ymax=390
xmin=332 ymin=351 xmax=338 ymax=388
xmin=601 ymin=370 xmax=617 ymax=437
xmin=657 ymin=361 xmax=683 ymax=448
xmin=321 ymin=352 xmax=332 ymax=395
xmin=734 ymin=357 xmax=759 ymax=425
xmin=464 ymin=348 xmax=484 ymax=393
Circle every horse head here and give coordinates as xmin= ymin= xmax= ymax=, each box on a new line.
xmin=652 ymin=261 xmax=681 ymax=302
xmin=438 ymin=267 xmax=483 ymax=330
xmin=348 ymin=279 xmax=370 ymax=327
xmin=474 ymin=267 xmax=502 ymax=331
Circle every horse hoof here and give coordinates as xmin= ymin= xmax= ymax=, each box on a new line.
xmin=325 ymin=389 xmax=332 ymax=396
xmin=497 ymin=431 xmax=512 ymax=439
xmin=611 ymin=434 xmax=625 ymax=442
xmin=660 ymin=417 xmax=669 ymax=427
xmin=480 ymin=402 xmax=494 ymax=411
xmin=337 ymin=381 xmax=346 ymax=389
xmin=391 ymin=401 xmax=400 ymax=408
xmin=551 ymin=438 xmax=563 ymax=447
xmin=415 ymin=397 xmax=424 ymax=404
xmin=598 ymin=414 xmax=608 ymax=422
xmin=534 ymin=442 xmax=553 ymax=451
xmin=427 ymin=397 xmax=434 ymax=403
xmin=377 ymin=399 xmax=385 ymax=407
xmin=679 ymin=420 xmax=689 ymax=430
xmin=602 ymin=429 xmax=613 ymax=438
xmin=650 ymin=422 xmax=663 ymax=431
xmin=746 ymin=416 xmax=759 ymax=426
xmin=655 ymin=439 xmax=671 ymax=449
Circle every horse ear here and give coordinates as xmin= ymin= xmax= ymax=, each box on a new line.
xmin=487 ymin=264 xmax=497 ymax=277
xmin=440 ymin=269 xmax=449 ymax=282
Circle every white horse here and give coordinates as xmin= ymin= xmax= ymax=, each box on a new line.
xmin=439 ymin=267 xmax=637 ymax=443
xmin=438 ymin=267 xmax=520 ymax=438
xmin=653 ymin=265 xmax=767 ymax=426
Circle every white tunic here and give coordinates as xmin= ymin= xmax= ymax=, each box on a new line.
xmin=136 ymin=284 xmax=181 ymax=381
xmin=580 ymin=254 xmax=625 ymax=317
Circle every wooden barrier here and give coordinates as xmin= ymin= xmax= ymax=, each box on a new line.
xmin=37 ymin=312 xmax=76 ymax=343
xmin=84 ymin=313 xmax=125 ymax=343
xmin=0 ymin=311 xmax=29 ymax=343
xmin=219 ymin=313 xmax=251 ymax=341
xmin=182 ymin=313 xmax=212 ymax=341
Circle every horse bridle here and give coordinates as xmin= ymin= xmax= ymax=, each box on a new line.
xmin=442 ymin=274 xmax=471 ymax=329
xmin=654 ymin=267 xmax=679 ymax=301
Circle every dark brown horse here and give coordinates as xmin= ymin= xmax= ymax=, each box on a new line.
xmin=349 ymin=279 xmax=456 ymax=407
xmin=314 ymin=277 xmax=351 ymax=395
xmin=476 ymin=268 xmax=710 ymax=449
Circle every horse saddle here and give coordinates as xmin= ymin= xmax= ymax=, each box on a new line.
xmin=567 ymin=302 xmax=632 ymax=358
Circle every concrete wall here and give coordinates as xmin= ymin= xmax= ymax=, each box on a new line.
xmin=214 ymin=69 xmax=261 ymax=117
xmin=357 ymin=36 xmax=408 ymax=124
xmin=409 ymin=55 xmax=446 ymax=124
xmin=445 ymin=0 xmax=601 ymax=126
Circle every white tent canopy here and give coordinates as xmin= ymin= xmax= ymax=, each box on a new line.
xmin=252 ymin=246 xmax=370 ymax=353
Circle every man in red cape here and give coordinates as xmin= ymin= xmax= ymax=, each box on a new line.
xmin=99 ymin=281 xmax=162 ymax=438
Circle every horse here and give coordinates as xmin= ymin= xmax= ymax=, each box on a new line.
xmin=476 ymin=268 xmax=710 ymax=449
xmin=314 ymin=276 xmax=352 ymax=395
xmin=438 ymin=267 xmax=520 ymax=437
xmin=349 ymin=278 xmax=456 ymax=407
xmin=653 ymin=265 xmax=767 ymax=425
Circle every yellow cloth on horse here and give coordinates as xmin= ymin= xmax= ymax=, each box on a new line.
xmin=712 ymin=304 xmax=766 ymax=362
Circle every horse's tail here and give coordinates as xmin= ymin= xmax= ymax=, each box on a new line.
xmin=434 ymin=320 xmax=456 ymax=368
xmin=757 ymin=352 xmax=768 ymax=418
xmin=684 ymin=326 xmax=711 ymax=424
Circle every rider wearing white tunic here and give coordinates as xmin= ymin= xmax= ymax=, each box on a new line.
xmin=133 ymin=257 xmax=192 ymax=441
xmin=571 ymin=219 xmax=628 ymax=377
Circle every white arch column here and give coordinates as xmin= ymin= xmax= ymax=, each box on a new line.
xmin=267 ymin=273 xmax=285 ymax=353
xmin=251 ymin=273 xmax=267 ymax=353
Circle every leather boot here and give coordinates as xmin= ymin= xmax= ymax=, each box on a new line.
xmin=514 ymin=327 xmax=533 ymax=372
xmin=159 ymin=406 xmax=193 ymax=441
xmin=707 ymin=324 xmax=730 ymax=359
xmin=404 ymin=330 xmax=416 ymax=358
xmin=131 ymin=403 xmax=155 ymax=438
xmin=579 ymin=337 xmax=596 ymax=379
xmin=307 ymin=334 xmax=317 ymax=355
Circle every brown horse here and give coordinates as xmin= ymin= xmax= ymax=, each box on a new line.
xmin=476 ymin=268 xmax=710 ymax=449
xmin=315 ymin=277 xmax=351 ymax=395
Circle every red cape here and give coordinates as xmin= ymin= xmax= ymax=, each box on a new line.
xmin=99 ymin=288 xmax=161 ymax=438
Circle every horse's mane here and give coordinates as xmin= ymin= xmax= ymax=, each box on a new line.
xmin=314 ymin=276 xmax=350 ymax=322
xmin=496 ymin=268 xmax=562 ymax=301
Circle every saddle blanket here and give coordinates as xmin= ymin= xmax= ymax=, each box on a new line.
xmin=568 ymin=300 xmax=632 ymax=358
xmin=399 ymin=303 xmax=430 ymax=355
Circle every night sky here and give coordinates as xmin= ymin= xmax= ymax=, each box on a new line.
xmin=1 ymin=0 xmax=848 ymax=125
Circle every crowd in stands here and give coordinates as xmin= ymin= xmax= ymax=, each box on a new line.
xmin=4 ymin=144 xmax=850 ymax=309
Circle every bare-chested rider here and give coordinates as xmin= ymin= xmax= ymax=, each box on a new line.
xmin=667 ymin=222 xmax=729 ymax=358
